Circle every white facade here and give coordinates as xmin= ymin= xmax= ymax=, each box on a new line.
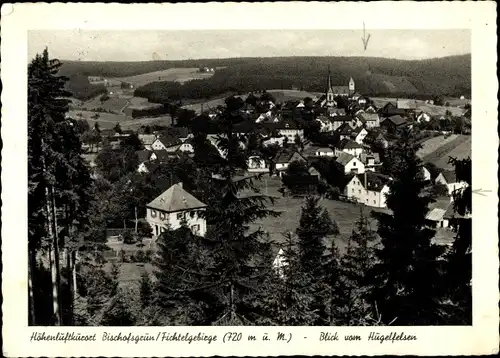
xmin=178 ymin=142 xmax=194 ymax=153
xmin=353 ymin=128 xmax=368 ymax=144
xmin=422 ymin=167 xmax=432 ymax=181
xmin=247 ymin=156 xmax=269 ymax=172
xmin=344 ymin=176 xmax=389 ymax=208
xmin=278 ymin=128 xmax=304 ymax=142
xmin=146 ymin=207 xmax=207 ymax=238
xmin=335 ymin=146 xmax=364 ymax=158
xmin=315 ymin=149 xmax=335 ymax=157
xmin=339 ymin=157 xmax=365 ymax=174
xmin=262 ymin=136 xmax=286 ymax=147
xmin=435 ymin=173 xmax=468 ymax=196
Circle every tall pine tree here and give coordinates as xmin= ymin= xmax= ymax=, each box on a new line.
xmin=371 ymin=128 xmax=445 ymax=325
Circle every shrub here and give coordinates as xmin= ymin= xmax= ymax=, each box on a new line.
xmin=122 ymin=229 xmax=135 ymax=244
xmin=134 ymin=250 xmax=145 ymax=263
xmin=144 ymin=249 xmax=154 ymax=263
xmin=118 ymin=249 xmax=127 ymax=263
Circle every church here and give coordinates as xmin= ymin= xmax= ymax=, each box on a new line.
xmin=325 ymin=66 xmax=355 ymax=105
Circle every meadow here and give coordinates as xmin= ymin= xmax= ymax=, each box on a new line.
xmin=419 ymin=135 xmax=471 ymax=170
xmin=112 ymin=68 xmax=216 ymax=88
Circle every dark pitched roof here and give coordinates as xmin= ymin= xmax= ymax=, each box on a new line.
xmin=335 ymin=122 xmax=353 ymax=135
xmin=136 ymin=150 xmax=151 ymax=163
xmin=147 ymin=183 xmax=207 ymax=213
xmin=157 ymin=134 xmax=182 ymax=148
xmin=331 ymin=115 xmax=353 ymax=123
xmin=355 ymin=172 xmax=391 ymax=192
xmin=440 ymin=170 xmax=457 ymax=183
xmin=384 ymin=115 xmax=408 ymax=126
xmin=273 ymin=150 xmax=304 ymax=164
xmin=152 ymin=150 xmax=178 ymax=162
xmin=338 ymin=138 xmax=363 ymax=150
xmin=335 ymin=152 xmax=356 ymax=166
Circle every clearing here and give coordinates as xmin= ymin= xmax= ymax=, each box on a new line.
xmin=371 ymin=97 xmax=466 ymax=117
xmin=111 ymin=68 xmax=217 ymax=88
xmin=418 ymin=135 xmax=471 ymax=170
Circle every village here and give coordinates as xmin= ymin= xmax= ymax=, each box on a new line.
xmin=76 ymin=67 xmax=472 ymax=273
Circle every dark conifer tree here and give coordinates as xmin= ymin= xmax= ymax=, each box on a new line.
xmin=371 ymin=128 xmax=445 ymax=325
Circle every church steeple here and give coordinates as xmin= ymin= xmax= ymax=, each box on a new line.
xmin=326 ymin=65 xmax=334 ymax=106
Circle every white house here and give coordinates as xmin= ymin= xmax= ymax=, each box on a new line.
xmin=335 ymin=152 xmax=365 ymax=174
xmin=352 ymin=127 xmax=368 ymax=145
xmin=416 ymin=111 xmax=432 ymax=123
xmin=146 ymin=183 xmax=208 ymax=238
xmin=335 ymin=138 xmax=364 ymax=158
xmin=435 ymin=170 xmax=468 ymax=196
xmin=315 ymin=147 xmax=335 ymax=157
xmin=343 ymin=172 xmax=391 ymax=208
xmin=359 ymin=152 xmax=381 ymax=172
xmin=262 ymin=135 xmax=286 ymax=147
xmin=247 ymin=155 xmax=269 ymax=173
xmin=315 ymin=115 xmax=334 ymax=133
xmin=422 ymin=166 xmax=432 ymax=181
xmin=177 ymin=140 xmax=194 ymax=154
xmin=273 ymin=151 xmax=306 ymax=176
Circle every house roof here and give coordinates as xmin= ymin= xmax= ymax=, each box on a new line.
xmin=327 ymin=108 xmax=346 ymax=116
xmin=138 ymin=134 xmax=157 ymax=145
xmin=336 ymin=122 xmax=353 ymax=135
xmin=316 ymin=147 xmax=333 ymax=153
xmin=335 ymin=152 xmax=356 ymax=166
xmin=359 ymin=113 xmax=380 ymax=122
xmin=426 ymin=208 xmax=447 ymax=222
xmin=355 ymin=172 xmax=391 ymax=192
xmin=440 ymin=170 xmax=457 ymax=183
xmin=338 ymin=138 xmax=363 ymax=150
xmin=384 ymin=115 xmax=408 ymax=126
xmin=352 ymin=126 xmax=366 ymax=135
xmin=359 ymin=152 xmax=380 ymax=164
xmin=136 ymin=150 xmax=151 ymax=163
xmin=332 ymin=115 xmax=353 ymax=123
xmin=364 ymin=130 xmax=386 ymax=142
xmin=152 ymin=150 xmax=178 ymax=162
xmin=274 ymin=150 xmax=303 ymax=164
xmin=147 ymin=183 xmax=207 ymax=213
xmin=308 ymin=166 xmax=320 ymax=176
xmin=142 ymin=161 xmax=160 ymax=173
xmin=157 ymin=134 xmax=183 ymax=148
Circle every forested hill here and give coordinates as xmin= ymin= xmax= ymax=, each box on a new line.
xmin=59 ymin=55 xmax=471 ymax=101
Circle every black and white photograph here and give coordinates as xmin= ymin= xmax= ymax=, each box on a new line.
xmin=26 ymin=26 xmax=474 ymax=327
xmin=2 ymin=2 xmax=498 ymax=357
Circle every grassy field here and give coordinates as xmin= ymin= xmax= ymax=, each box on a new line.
xmin=420 ymin=135 xmax=471 ymax=170
xmin=112 ymin=68 xmax=216 ymax=87
xmin=267 ymin=89 xmax=319 ymax=102
xmin=417 ymin=134 xmax=459 ymax=158
xmin=78 ymin=96 xmax=129 ymax=113
xmin=371 ymin=97 xmax=466 ymax=116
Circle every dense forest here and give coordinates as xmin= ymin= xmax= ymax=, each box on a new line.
xmin=133 ymin=55 xmax=471 ymax=102
xmin=61 ymin=55 xmax=470 ymax=102
xmin=64 ymin=74 xmax=108 ymax=101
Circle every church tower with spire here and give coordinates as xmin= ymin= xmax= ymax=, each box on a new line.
xmin=349 ymin=76 xmax=355 ymax=95
xmin=326 ymin=66 xmax=335 ymax=107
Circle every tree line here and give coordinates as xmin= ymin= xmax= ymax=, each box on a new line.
xmin=29 ymin=50 xmax=472 ymax=326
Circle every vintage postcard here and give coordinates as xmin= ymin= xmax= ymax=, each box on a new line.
xmin=1 ymin=1 xmax=498 ymax=356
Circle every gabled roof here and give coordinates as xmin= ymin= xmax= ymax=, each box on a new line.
xmin=335 ymin=152 xmax=356 ymax=166
xmin=336 ymin=122 xmax=354 ymax=135
xmin=352 ymin=126 xmax=367 ymax=135
xmin=138 ymin=134 xmax=157 ymax=145
xmin=136 ymin=150 xmax=151 ymax=163
xmin=316 ymin=147 xmax=333 ymax=153
xmin=359 ymin=152 xmax=380 ymax=164
xmin=355 ymin=172 xmax=391 ymax=192
xmin=331 ymin=115 xmax=353 ymax=123
xmin=152 ymin=150 xmax=178 ymax=162
xmin=327 ymin=107 xmax=346 ymax=116
xmin=147 ymin=183 xmax=207 ymax=213
xmin=384 ymin=115 xmax=408 ymax=126
xmin=156 ymin=134 xmax=183 ymax=148
xmin=364 ymin=130 xmax=386 ymax=142
xmin=338 ymin=138 xmax=363 ymax=150
xmin=439 ymin=170 xmax=457 ymax=183
xmin=274 ymin=150 xmax=304 ymax=164
xmin=142 ymin=161 xmax=160 ymax=173
xmin=359 ymin=113 xmax=379 ymax=122
xmin=426 ymin=208 xmax=447 ymax=222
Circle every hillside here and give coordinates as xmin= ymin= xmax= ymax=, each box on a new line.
xmin=59 ymin=55 xmax=471 ymax=102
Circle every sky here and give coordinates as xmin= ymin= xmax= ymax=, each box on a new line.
xmin=28 ymin=29 xmax=471 ymax=62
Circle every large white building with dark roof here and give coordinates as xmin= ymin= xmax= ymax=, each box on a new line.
xmin=146 ymin=182 xmax=208 ymax=237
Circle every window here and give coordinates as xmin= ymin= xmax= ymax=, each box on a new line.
xmin=190 ymin=211 xmax=195 ymax=218
xmin=352 ymin=188 xmax=355 ymax=193
xmin=155 ymin=225 xmax=159 ymax=236
xmin=373 ymin=200 xmax=376 ymax=204
xmin=358 ymin=190 xmax=361 ymax=194
xmin=353 ymin=161 xmax=356 ymax=166
xmin=151 ymin=209 xmax=157 ymax=218
xmin=161 ymin=227 xmax=166 ymax=233
xmin=191 ymin=224 xmax=200 ymax=234
xmin=177 ymin=212 xmax=183 ymax=220
xmin=159 ymin=212 xmax=165 ymax=220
